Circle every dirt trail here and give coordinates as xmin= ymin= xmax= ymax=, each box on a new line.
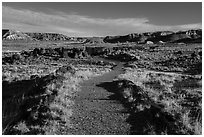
xmin=69 ymin=61 xmax=131 ymax=135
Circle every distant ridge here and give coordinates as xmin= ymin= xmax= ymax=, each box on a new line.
xmin=2 ymin=29 xmax=74 ymax=41
xmin=2 ymin=29 xmax=202 ymax=44
xmin=103 ymin=29 xmax=202 ymax=44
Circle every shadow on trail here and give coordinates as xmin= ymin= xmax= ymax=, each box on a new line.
xmin=96 ymin=81 xmax=154 ymax=134
xmin=97 ymin=81 xmax=146 ymax=134
xmin=96 ymin=81 xmax=124 ymax=103
xmin=96 ymin=80 xmax=188 ymax=135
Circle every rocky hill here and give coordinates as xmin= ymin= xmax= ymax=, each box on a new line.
xmin=2 ymin=29 xmax=34 ymax=41
xmin=103 ymin=29 xmax=202 ymax=44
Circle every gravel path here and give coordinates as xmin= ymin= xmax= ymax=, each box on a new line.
xmin=69 ymin=62 xmax=131 ymax=135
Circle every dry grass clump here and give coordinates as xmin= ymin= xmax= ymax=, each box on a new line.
xmin=117 ymin=68 xmax=202 ymax=135
xmin=75 ymin=65 xmax=112 ymax=80
xmin=2 ymin=64 xmax=61 ymax=82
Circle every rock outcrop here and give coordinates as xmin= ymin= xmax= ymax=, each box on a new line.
xmin=25 ymin=32 xmax=71 ymax=41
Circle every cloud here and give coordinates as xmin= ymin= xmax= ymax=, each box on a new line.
xmin=2 ymin=6 xmax=202 ymax=37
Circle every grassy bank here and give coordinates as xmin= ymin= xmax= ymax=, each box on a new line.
xmin=115 ymin=68 xmax=201 ymax=134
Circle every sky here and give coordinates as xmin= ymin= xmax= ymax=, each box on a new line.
xmin=2 ymin=2 xmax=202 ymax=37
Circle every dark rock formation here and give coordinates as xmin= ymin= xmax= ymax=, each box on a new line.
xmin=85 ymin=46 xmax=109 ymax=56
xmin=2 ymin=46 xmax=141 ymax=64
xmin=25 ymin=32 xmax=71 ymax=41
xmin=84 ymin=37 xmax=105 ymax=44
xmin=104 ymin=34 xmax=149 ymax=43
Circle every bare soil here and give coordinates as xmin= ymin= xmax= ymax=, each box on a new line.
xmin=69 ymin=62 xmax=132 ymax=135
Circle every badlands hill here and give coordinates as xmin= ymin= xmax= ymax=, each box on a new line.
xmin=2 ymin=29 xmax=34 ymax=41
xmin=2 ymin=29 xmax=74 ymax=41
xmin=2 ymin=29 xmax=88 ymax=43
